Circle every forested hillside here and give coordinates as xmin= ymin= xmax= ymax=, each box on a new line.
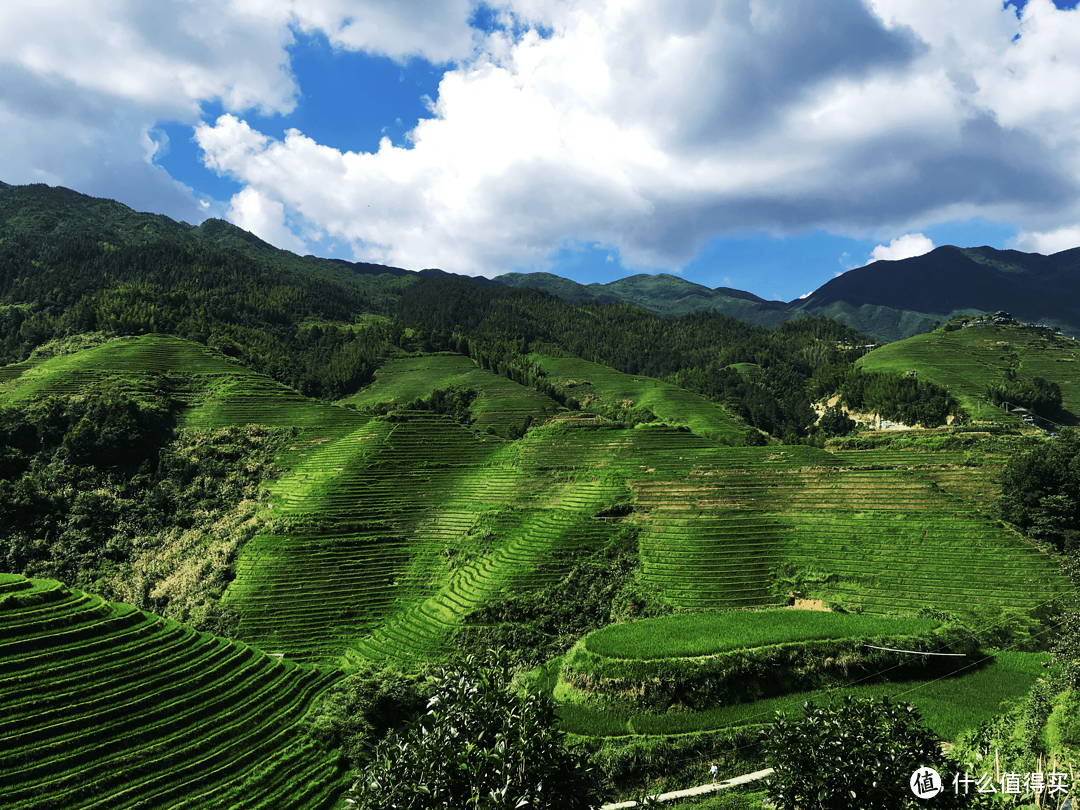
xmin=1 ymin=182 xmax=891 ymax=442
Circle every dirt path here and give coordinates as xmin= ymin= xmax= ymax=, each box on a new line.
xmin=599 ymin=767 xmax=774 ymax=809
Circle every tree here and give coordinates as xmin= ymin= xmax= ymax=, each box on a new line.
xmin=350 ymin=649 xmax=600 ymax=810
xmin=761 ymin=696 xmax=968 ymax=810
xmin=998 ymin=431 xmax=1080 ymax=552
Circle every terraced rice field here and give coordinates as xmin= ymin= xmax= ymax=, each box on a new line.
xmin=630 ymin=443 xmax=1068 ymax=614
xmin=226 ymin=410 xmax=1068 ymax=666
xmin=339 ymin=353 xmax=560 ymax=434
xmin=555 ymin=651 xmax=1049 ymax=741
xmin=858 ymin=322 xmax=1080 ymax=425
xmin=0 ymin=333 xmax=362 ymax=433
xmin=7 ymin=336 xmax=1047 ymax=661
xmin=582 ymin=609 xmax=940 ymax=659
xmin=0 ymin=573 xmax=343 ymax=810
xmin=527 ymin=352 xmax=746 ymax=443
xmin=227 ymin=414 xmax=634 ymax=665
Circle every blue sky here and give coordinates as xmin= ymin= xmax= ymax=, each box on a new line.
xmin=3 ymin=0 xmax=1080 ymax=302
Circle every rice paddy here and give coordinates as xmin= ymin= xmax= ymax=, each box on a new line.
xmin=582 ymin=610 xmax=941 ymax=660
xmin=0 ymin=573 xmax=344 ymax=809
xmin=3 ymin=335 xmax=1073 ymax=797
xmin=338 ymin=352 xmax=560 ymax=434
xmin=858 ymin=321 xmax=1080 ymax=426
xmin=556 ymin=651 xmax=1049 ymax=742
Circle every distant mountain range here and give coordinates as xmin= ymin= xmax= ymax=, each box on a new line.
xmin=496 ymin=245 xmax=1080 ymax=341
xmin=4 ymin=179 xmax=1079 ymax=342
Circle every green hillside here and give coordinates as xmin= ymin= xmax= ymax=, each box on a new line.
xmin=0 ymin=573 xmax=344 ymax=809
xmin=339 ymin=352 xmax=561 ymax=435
xmin=526 ymin=352 xmax=746 ymax=443
xmin=220 ymin=403 xmax=1068 ymax=670
xmin=3 ymin=183 xmax=1080 ymax=806
xmin=858 ymin=319 xmax=1080 ymax=426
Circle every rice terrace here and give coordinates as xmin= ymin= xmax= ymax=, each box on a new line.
xmin=2 ymin=183 xmax=1080 ymax=809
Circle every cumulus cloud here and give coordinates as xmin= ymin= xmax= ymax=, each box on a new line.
xmin=869 ymin=233 xmax=935 ymax=263
xmin=226 ymin=186 xmax=307 ymax=253
xmin=1007 ymin=224 xmax=1080 ymax=255
xmin=193 ymin=0 xmax=1080 ymax=276
xmin=0 ymin=0 xmax=478 ymax=221
xmin=7 ymin=0 xmax=1080 ymax=276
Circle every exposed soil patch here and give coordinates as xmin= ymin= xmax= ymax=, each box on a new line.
xmin=789 ymin=598 xmax=828 ymax=611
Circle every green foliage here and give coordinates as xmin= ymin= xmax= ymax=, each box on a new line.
xmin=305 ymin=662 xmax=434 ymax=770
xmin=350 ymin=650 xmax=601 ymax=810
xmin=986 ymin=376 xmax=1063 ymax=417
xmin=761 ymin=696 xmax=968 ymax=810
xmin=997 ymin=430 xmax=1080 ymax=551
xmin=817 ymin=403 xmax=856 ymax=436
xmin=666 ymin=790 xmax=769 ymax=809
xmin=457 ymin=541 xmax=671 ymax=666
xmin=405 ymin=384 xmax=479 ymax=424
xmin=822 ymin=367 xmax=961 ymax=427
xmin=0 ymin=392 xmax=286 ymax=632
xmin=619 ymin=651 xmax=1045 ymax=742
xmin=397 ymin=276 xmax=872 ymax=439
xmin=561 ymin=621 xmax=973 ymax=714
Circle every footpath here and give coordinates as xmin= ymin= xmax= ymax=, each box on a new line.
xmin=600 ymin=767 xmax=774 ymax=809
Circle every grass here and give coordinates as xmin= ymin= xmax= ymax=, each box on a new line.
xmin=339 ymin=352 xmax=560 ymax=435
xmin=583 ymin=610 xmax=941 ymax=660
xmin=526 ymin=352 xmax=746 ymax=444
xmin=858 ymin=321 xmax=1080 ymax=426
xmin=556 ymin=651 xmax=1049 ymax=742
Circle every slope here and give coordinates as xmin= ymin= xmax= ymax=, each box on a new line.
xmin=339 ymin=352 xmax=561 ymax=435
xmin=0 ymin=573 xmax=344 ymax=810
xmin=856 ymin=320 xmax=1080 ymax=426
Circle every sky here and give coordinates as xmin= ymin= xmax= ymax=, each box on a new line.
xmin=3 ymin=0 xmax=1080 ymax=303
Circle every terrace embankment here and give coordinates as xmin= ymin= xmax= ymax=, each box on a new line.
xmin=555 ymin=610 xmax=974 ymax=713
xmin=0 ymin=573 xmax=344 ymax=810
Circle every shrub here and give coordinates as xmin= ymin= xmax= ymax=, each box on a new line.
xmin=350 ymin=649 xmax=601 ymax=810
xmin=761 ymin=696 xmax=968 ymax=810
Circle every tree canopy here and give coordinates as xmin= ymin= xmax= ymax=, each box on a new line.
xmin=350 ymin=650 xmax=600 ymax=810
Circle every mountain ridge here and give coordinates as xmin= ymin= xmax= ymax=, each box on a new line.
xmin=4 ymin=180 xmax=1079 ymax=342
xmin=497 ymin=245 xmax=1080 ymax=341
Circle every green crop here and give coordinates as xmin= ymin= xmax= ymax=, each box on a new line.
xmin=584 ymin=610 xmax=941 ymax=660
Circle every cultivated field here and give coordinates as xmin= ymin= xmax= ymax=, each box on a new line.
xmin=858 ymin=321 xmax=1080 ymax=426
xmin=339 ymin=352 xmax=560 ymax=434
xmin=0 ymin=573 xmax=344 ymax=809
xmin=527 ymin=352 xmax=746 ymax=443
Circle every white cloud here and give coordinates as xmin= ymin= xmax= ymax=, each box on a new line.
xmin=226 ymin=186 xmax=307 ymax=253
xmin=869 ymin=233 xmax=936 ymax=263
xmin=193 ymin=0 xmax=1080 ymax=275
xmin=1007 ymin=225 xmax=1080 ymax=255
xmin=7 ymin=0 xmax=1080 ymax=274
xmin=0 ymin=0 xmax=478 ymax=221
xmin=286 ymin=0 xmax=479 ymax=64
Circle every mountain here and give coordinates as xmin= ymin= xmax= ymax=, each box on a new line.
xmin=496 ymin=271 xmax=791 ymax=325
xmin=789 ymin=245 xmax=1080 ymax=340
xmin=497 ymin=246 xmax=1080 ymax=341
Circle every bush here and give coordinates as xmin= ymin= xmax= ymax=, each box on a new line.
xmin=350 ymin=649 xmax=601 ymax=809
xmin=761 ymin=696 xmax=969 ymax=810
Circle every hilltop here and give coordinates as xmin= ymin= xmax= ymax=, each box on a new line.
xmin=498 ymin=245 xmax=1080 ymax=342
xmin=858 ymin=315 xmax=1080 ymax=428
